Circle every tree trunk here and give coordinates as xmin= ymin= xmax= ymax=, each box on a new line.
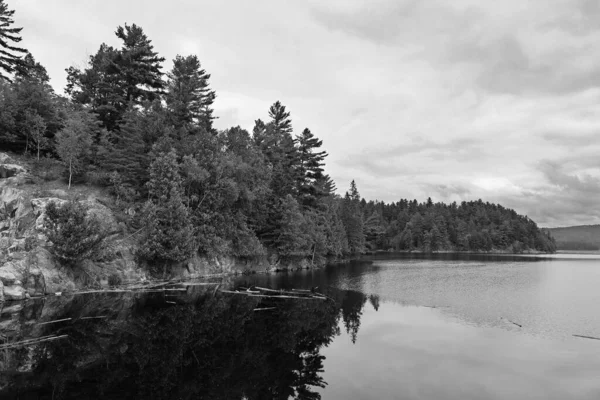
xmin=68 ymin=159 xmax=72 ymax=190
xmin=37 ymin=142 xmax=40 ymax=161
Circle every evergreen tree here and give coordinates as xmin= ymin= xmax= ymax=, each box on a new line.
xmin=138 ymin=149 xmax=195 ymax=275
xmin=341 ymin=180 xmax=365 ymax=254
xmin=295 ymin=128 xmax=328 ymax=208
xmin=268 ymin=100 xmax=292 ymax=135
xmin=44 ymin=201 xmax=107 ymax=264
xmin=274 ymin=195 xmax=311 ymax=260
xmin=97 ymin=108 xmax=150 ymax=193
xmin=0 ymin=53 xmax=60 ymax=153
xmin=166 ymin=54 xmax=215 ymax=131
xmin=114 ymin=23 xmax=165 ymax=104
xmin=65 ymin=44 xmax=123 ymax=131
xmin=0 ymin=0 xmax=26 ymax=81
xmin=66 ymin=24 xmax=165 ymax=131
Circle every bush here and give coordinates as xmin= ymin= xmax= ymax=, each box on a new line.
xmin=107 ymin=273 xmax=122 ymax=287
xmin=31 ymin=156 xmax=62 ymax=182
xmin=44 ymin=201 xmax=108 ymax=265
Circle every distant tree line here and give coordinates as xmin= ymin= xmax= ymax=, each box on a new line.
xmin=0 ymin=2 xmax=555 ymax=273
xmin=359 ymin=197 xmax=556 ymax=253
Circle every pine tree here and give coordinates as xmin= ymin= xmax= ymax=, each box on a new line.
xmin=274 ymin=195 xmax=311 ymax=260
xmin=0 ymin=0 xmax=26 ymax=81
xmin=44 ymin=201 xmax=107 ymax=264
xmin=65 ymin=44 xmax=124 ymax=131
xmin=114 ymin=23 xmax=165 ymax=104
xmin=138 ymin=149 xmax=195 ymax=275
xmin=295 ymin=128 xmax=328 ymax=208
xmin=268 ymin=100 xmax=292 ymax=136
xmin=166 ymin=54 xmax=216 ymax=131
xmin=66 ymin=24 xmax=165 ymax=131
xmin=341 ymin=180 xmax=365 ymax=254
xmin=97 ymin=108 xmax=150 ymax=192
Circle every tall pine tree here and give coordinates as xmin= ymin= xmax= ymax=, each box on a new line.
xmin=166 ymin=54 xmax=215 ymax=132
xmin=0 ymin=0 xmax=26 ymax=81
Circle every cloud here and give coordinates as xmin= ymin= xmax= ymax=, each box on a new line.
xmin=12 ymin=0 xmax=600 ymax=226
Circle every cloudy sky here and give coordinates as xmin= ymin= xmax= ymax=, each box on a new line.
xmin=12 ymin=0 xmax=600 ymax=227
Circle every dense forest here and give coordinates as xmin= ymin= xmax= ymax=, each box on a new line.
xmin=545 ymin=225 xmax=600 ymax=251
xmin=0 ymin=1 xmax=555 ymax=273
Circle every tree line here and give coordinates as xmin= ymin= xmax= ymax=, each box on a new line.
xmin=0 ymin=1 xmax=555 ymax=272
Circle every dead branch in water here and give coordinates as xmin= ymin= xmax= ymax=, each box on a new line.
xmin=220 ymin=287 xmax=328 ymax=301
xmin=573 ymin=334 xmax=600 ymax=341
xmin=254 ymin=307 xmax=277 ymax=311
xmin=36 ymin=318 xmax=72 ymax=326
xmin=500 ymin=317 xmax=522 ymax=328
xmin=0 ymin=335 xmax=69 ymax=349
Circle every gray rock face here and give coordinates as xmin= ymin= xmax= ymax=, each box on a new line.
xmin=3 ymin=281 xmax=26 ymax=301
xmin=0 ymin=164 xmax=27 ymax=179
xmin=29 ymin=247 xmax=75 ymax=294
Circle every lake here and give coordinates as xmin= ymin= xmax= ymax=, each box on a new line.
xmin=1 ymin=253 xmax=599 ymax=399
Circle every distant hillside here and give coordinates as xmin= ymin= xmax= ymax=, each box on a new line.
xmin=545 ymin=225 xmax=600 ymax=251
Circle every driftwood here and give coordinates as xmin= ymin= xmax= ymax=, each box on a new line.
xmin=254 ymin=307 xmax=277 ymax=311
xmin=500 ymin=317 xmax=522 ymax=328
xmin=573 ymin=334 xmax=600 ymax=341
xmin=73 ymin=288 xmax=187 ymax=295
xmin=37 ymin=318 xmax=72 ymax=326
xmin=0 ymin=335 xmax=69 ymax=349
xmin=221 ymin=287 xmax=328 ymax=301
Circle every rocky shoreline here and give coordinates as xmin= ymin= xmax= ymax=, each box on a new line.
xmin=0 ymin=152 xmax=327 ymax=302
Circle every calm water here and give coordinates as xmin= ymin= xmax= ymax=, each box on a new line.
xmin=1 ymin=253 xmax=599 ymax=399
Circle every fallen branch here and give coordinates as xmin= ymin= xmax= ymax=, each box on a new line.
xmin=0 ymin=335 xmax=69 ymax=349
xmin=500 ymin=317 xmax=522 ymax=328
xmin=573 ymin=334 xmax=600 ymax=341
xmin=37 ymin=318 xmax=72 ymax=326
xmin=79 ymin=316 xmax=108 ymax=320
xmin=248 ymin=294 xmax=325 ymax=300
xmin=254 ymin=307 xmax=277 ymax=311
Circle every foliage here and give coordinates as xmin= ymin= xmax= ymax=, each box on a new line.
xmin=0 ymin=0 xmax=27 ymax=81
xmin=107 ymin=273 xmax=122 ymax=286
xmin=137 ymin=149 xmax=195 ymax=272
xmin=359 ymin=198 xmax=557 ymax=253
xmin=44 ymin=201 xmax=107 ymax=264
xmin=0 ymin=7 xmax=555 ymax=273
xmin=54 ymin=110 xmax=94 ymax=188
xmin=166 ymin=54 xmax=216 ymax=132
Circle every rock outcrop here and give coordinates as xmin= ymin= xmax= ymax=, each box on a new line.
xmin=0 ymin=153 xmax=122 ymax=301
xmin=0 ymin=151 xmax=291 ymax=301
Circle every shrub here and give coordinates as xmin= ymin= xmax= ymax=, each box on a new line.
xmin=44 ymin=201 xmax=107 ymax=264
xmin=107 ymin=273 xmax=122 ymax=287
xmin=31 ymin=156 xmax=62 ymax=182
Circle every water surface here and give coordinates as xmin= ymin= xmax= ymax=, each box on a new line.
xmin=1 ymin=253 xmax=599 ymax=399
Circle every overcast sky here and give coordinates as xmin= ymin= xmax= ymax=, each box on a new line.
xmin=12 ymin=0 xmax=600 ymax=227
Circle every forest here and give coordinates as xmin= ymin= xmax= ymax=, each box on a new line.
xmin=0 ymin=1 xmax=556 ymax=273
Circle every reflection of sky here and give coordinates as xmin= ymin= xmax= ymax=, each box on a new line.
xmin=333 ymin=258 xmax=600 ymax=339
xmin=233 ymin=256 xmax=600 ymax=339
xmin=319 ymin=302 xmax=600 ymax=400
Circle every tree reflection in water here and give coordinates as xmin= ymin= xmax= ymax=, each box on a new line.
xmin=0 ymin=288 xmax=379 ymax=399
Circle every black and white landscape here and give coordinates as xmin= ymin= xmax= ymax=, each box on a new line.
xmin=1 ymin=1 xmax=599 ymax=399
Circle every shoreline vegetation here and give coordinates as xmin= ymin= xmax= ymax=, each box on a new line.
xmin=0 ymin=2 xmax=555 ymax=298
